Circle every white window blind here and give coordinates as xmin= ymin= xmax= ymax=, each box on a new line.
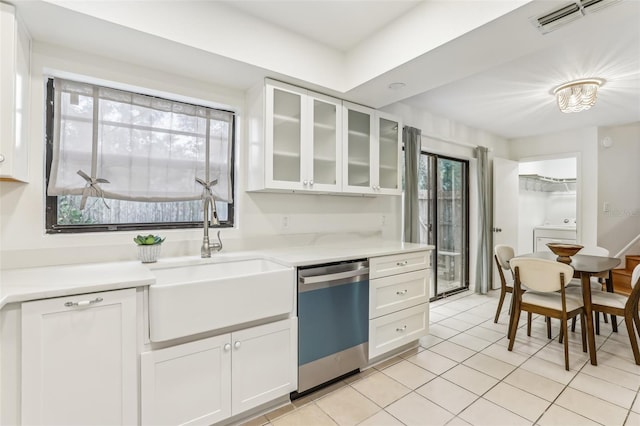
xmin=47 ymin=78 xmax=234 ymax=208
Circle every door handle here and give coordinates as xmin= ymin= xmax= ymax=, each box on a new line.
xmin=492 ymin=227 xmax=502 ymax=233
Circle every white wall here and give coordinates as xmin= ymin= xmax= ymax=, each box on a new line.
xmin=597 ymin=123 xmax=640 ymax=256
xmin=0 ymin=42 xmax=399 ymax=269
xmin=509 ymin=127 xmax=599 ymax=248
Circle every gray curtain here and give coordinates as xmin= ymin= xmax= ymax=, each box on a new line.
xmin=403 ymin=126 xmax=421 ymax=243
xmin=475 ymin=146 xmax=492 ymax=294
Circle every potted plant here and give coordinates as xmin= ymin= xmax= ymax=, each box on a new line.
xmin=134 ymin=234 xmax=165 ymax=263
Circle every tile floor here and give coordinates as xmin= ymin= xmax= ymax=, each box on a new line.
xmin=241 ymin=290 xmax=640 ymax=426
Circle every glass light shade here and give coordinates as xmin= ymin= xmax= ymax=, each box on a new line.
xmin=553 ymin=79 xmax=603 ymax=113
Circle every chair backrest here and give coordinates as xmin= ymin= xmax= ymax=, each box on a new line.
xmin=632 ymin=264 xmax=640 ymax=290
xmin=494 ymin=245 xmax=515 ymax=270
xmin=510 ymin=257 xmax=574 ymax=293
xmin=579 ymin=246 xmax=610 ymax=257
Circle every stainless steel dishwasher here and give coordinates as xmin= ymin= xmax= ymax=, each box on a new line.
xmin=294 ymin=259 xmax=369 ymax=396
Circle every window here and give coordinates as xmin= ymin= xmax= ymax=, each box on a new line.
xmin=45 ymin=78 xmax=235 ymax=233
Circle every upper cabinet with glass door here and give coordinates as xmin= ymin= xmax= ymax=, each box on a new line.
xmin=342 ymin=102 xmax=402 ymax=195
xmin=247 ymin=80 xmax=341 ymax=193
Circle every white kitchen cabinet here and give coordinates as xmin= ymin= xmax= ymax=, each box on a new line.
xmin=141 ymin=334 xmax=232 ymax=426
xmin=141 ymin=318 xmax=297 ymax=426
xmin=342 ymin=102 xmax=402 ymax=195
xmin=21 ymin=288 xmax=137 ymax=425
xmin=0 ymin=2 xmax=30 ymax=182
xmin=368 ymin=251 xmax=430 ymax=359
xmin=249 ymin=79 xmax=342 ymax=193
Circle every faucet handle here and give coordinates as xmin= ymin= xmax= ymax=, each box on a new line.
xmin=213 ymin=231 xmax=223 ymax=252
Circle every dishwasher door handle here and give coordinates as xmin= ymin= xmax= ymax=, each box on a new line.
xmin=300 ymin=267 xmax=369 ymax=285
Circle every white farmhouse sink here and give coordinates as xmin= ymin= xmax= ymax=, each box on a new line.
xmin=149 ymin=258 xmax=294 ymax=342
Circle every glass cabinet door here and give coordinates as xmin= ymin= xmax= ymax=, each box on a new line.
xmin=310 ymin=97 xmax=341 ymax=190
xmin=377 ymin=115 xmax=400 ymax=193
xmin=269 ymin=86 xmax=302 ymax=186
xmin=343 ymin=104 xmax=373 ymax=192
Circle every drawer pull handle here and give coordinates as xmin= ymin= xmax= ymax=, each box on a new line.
xmin=396 ymin=261 xmax=408 ymax=266
xmin=396 ymin=289 xmax=408 ymax=295
xmin=396 ymin=325 xmax=408 ymax=332
xmin=64 ymin=297 xmax=103 ymax=308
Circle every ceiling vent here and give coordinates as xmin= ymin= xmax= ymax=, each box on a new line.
xmin=531 ymin=0 xmax=622 ymax=34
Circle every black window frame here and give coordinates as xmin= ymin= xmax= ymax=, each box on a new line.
xmin=44 ymin=78 xmax=236 ymax=234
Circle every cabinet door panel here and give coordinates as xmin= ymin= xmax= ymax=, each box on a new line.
xmin=377 ymin=114 xmax=401 ymax=194
xmin=141 ymin=334 xmax=231 ymax=426
xmin=266 ymin=84 xmax=305 ymax=190
xmin=343 ymin=102 xmax=374 ymax=194
xmin=21 ymin=289 xmax=136 ymax=425
xmin=309 ymin=95 xmax=342 ymax=191
xmin=231 ymin=318 xmax=297 ymax=415
xmin=369 ymin=303 xmax=428 ymax=359
xmin=370 ymin=270 xmax=429 ymax=318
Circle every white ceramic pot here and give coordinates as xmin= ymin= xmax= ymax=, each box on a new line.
xmin=138 ymin=244 xmax=162 ymax=263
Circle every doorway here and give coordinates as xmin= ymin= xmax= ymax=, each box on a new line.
xmin=418 ymin=153 xmax=470 ymax=300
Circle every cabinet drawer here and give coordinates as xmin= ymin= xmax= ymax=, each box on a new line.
xmin=370 ymin=270 xmax=428 ymax=319
xmin=370 ymin=251 xmax=430 ymax=279
xmin=369 ymin=304 xmax=428 ymax=359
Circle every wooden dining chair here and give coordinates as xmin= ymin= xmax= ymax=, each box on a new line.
xmin=494 ymin=245 xmax=515 ymax=323
xmin=508 ymin=257 xmax=587 ymax=370
xmin=589 ymin=264 xmax=640 ymax=365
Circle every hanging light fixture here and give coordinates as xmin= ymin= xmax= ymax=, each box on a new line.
xmin=552 ymin=78 xmax=604 ymax=113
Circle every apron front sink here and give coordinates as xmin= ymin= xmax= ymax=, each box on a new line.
xmin=149 ymin=258 xmax=294 ymax=342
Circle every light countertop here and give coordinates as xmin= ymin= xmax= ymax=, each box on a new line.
xmin=1 ymin=241 xmax=433 ymax=309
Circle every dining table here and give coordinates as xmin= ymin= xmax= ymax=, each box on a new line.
xmin=520 ymin=251 xmax=621 ymax=365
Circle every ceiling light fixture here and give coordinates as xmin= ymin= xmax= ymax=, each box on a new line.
xmin=552 ymin=78 xmax=604 ymax=113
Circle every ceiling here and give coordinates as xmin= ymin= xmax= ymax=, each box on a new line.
xmin=14 ymin=0 xmax=640 ymax=140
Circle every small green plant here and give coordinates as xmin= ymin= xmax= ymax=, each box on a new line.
xmin=133 ymin=234 xmax=165 ymax=245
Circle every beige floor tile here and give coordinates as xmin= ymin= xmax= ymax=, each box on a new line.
xmin=240 ymin=414 xmax=270 ymax=426
xmin=458 ymin=398 xmax=530 ymax=426
xmin=503 ymin=368 xmax=565 ymax=402
xmin=483 ymin=382 xmax=550 ymax=422
xmin=569 ymin=372 xmax=637 ymax=409
xmin=416 ymin=377 xmax=478 ymax=415
xmin=555 ymin=388 xmax=628 ymax=426
xmin=454 ymin=312 xmax=488 ymax=325
xmin=441 ymin=364 xmax=498 ymax=396
xmin=626 ymin=410 xmax=640 ymax=426
xmin=449 ymin=333 xmax=492 ymax=352
xmin=430 ymin=312 xmax=448 ymax=323
xmin=478 ymin=318 xmax=511 ymax=335
xmin=600 ymin=339 xmax=639 ymax=362
xmin=264 ymin=403 xmax=296 ymax=421
xmin=429 ymin=341 xmax=476 ymax=363
xmin=431 ymin=305 xmax=461 ymax=317
xmin=386 ymin=392 xmax=454 ymax=426
xmin=464 ymin=325 xmax=506 ymax=343
xmin=532 ymin=341 xmax=589 ymax=370
xmin=520 ymin=356 xmax=577 ymax=385
xmin=373 ymin=355 xmax=404 ymax=371
xmin=272 ymin=403 xmax=337 ymax=426
xmin=596 ymin=351 xmax=640 ymax=376
xmin=406 ymin=349 xmax=458 ymax=375
xmin=462 ymin=353 xmax=516 ymax=380
xmin=291 ymin=380 xmax=348 ymax=408
xmin=581 ymin=362 xmax=640 ymax=391
xmin=480 ymin=343 xmax=529 ymax=367
xmin=429 ymin=324 xmax=461 ymax=340
xmin=536 ymin=404 xmax=600 ymax=426
xmin=633 ymin=395 xmax=640 ymax=414
xmin=420 ymin=334 xmax=444 ymax=349
xmin=315 ymin=386 xmax=379 ymax=426
xmin=381 ymin=360 xmax=436 ymax=389
xmin=444 ymin=416 xmax=471 ymax=426
xmin=351 ymin=371 xmax=411 ymax=408
xmin=399 ymin=346 xmax=425 ymax=359
xmin=496 ymin=334 xmax=549 ymax=356
xmin=357 ymin=410 xmax=403 ymax=426
xmin=438 ymin=317 xmax=476 ymax=332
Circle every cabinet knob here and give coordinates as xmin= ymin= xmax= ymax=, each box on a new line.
xmin=309 ymin=180 xmax=313 ymax=186
xmin=0 ymin=154 xmax=5 ymax=163
xmin=396 ymin=289 xmax=408 ymax=295
xmin=396 ymin=325 xmax=408 ymax=333
xmin=396 ymin=260 xmax=408 ymax=267
xmin=224 ymin=343 xmax=231 ymax=352
xmin=303 ymin=180 xmax=308 ymax=185
xmin=234 ymin=341 xmax=241 ymax=350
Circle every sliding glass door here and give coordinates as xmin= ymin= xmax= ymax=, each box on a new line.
xmin=418 ymin=153 xmax=469 ymax=299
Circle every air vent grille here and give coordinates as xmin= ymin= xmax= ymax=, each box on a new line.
xmin=531 ymin=0 xmax=622 ymax=34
